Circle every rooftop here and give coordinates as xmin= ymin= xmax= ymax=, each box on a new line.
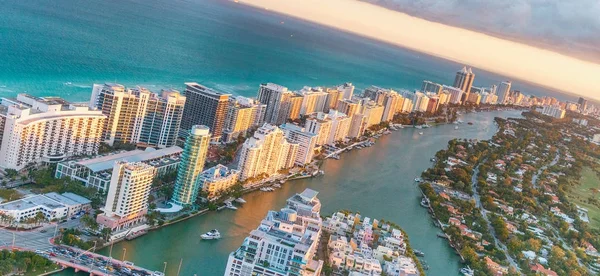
xmin=73 ymin=147 xmax=183 ymax=172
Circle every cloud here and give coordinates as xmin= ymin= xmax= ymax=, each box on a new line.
xmin=363 ymin=0 xmax=600 ymax=62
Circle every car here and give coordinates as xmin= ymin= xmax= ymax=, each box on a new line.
xmin=35 ymin=250 xmax=43 ymax=254
xmin=49 ymin=253 xmax=57 ymax=257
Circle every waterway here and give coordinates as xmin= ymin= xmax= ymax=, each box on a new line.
xmin=56 ymin=109 xmax=522 ymax=276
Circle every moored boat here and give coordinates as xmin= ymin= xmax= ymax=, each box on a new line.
xmin=413 ymin=249 xmax=425 ymax=257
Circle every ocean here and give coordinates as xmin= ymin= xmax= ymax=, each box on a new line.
xmin=0 ymin=0 xmax=575 ymax=102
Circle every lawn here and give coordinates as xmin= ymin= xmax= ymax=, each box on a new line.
xmin=566 ymin=167 xmax=600 ymax=229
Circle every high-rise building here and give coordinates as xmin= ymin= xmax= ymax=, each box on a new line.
xmin=288 ymin=94 xmax=304 ymax=120
xmin=400 ymin=98 xmax=414 ymax=113
xmin=421 ymin=81 xmax=443 ymax=94
xmin=299 ymin=87 xmax=328 ymax=116
xmin=453 ymin=67 xmax=475 ymax=104
xmin=443 ymin=85 xmax=464 ymax=104
xmin=223 ymin=97 xmax=260 ymax=143
xmin=197 ymin=164 xmax=240 ymax=199
xmin=541 ymin=105 xmax=566 ymax=119
xmin=324 ymin=88 xmax=343 ymax=112
xmin=438 ymin=91 xmax=451 ymax=105
xmin=426 ymin=97 xmax=440 ymax=114
xmin=281 ymin=124 xmax=318 ymax=165
xmin=348 ymin=114 xmax=367 ymax=138
xmin=257 ymin=83 xmax=294 ymax=125
xmin=336 ymin=99 xmax=361 ymax=118
xmin=180 ymin=83 xmax=230 ymax=141
xmin=497 ymin=81 xmax=511 ymax=104
xmin=306 ymin=113 xmax=333 ymax=146
xmin=578 ymin=97 xmax=588 ymax=113
xmin=96 ymin=162 xmax=155 ymax=232
xmin=91 ymin=83 xmax=186 ymax=147
xmin=362 ymin=102 xmax=384 ymax=128
xmin=225 ymin=189 xmax=324 ymax=276
xmin=337 ymin=82 xmax=355 ymax=100
xmin=0 ymin=94 xmax=105 ymax=170
xmin=237 ymin=124 xmax=298 ymax=181
xmin=363 ymin=86 xmax=389 ymax=106
xmin=467 ymin=93 xmax=482 ymax=105
xmin=326 ymin=110 xmax=351 ymax=145
xmin=382 ymin=92 xmax=402 ymax=122
xmin=171 ymin=125 xmax=211 ymax=206
xmin=412 ymin=92 xmax=430 ymax=112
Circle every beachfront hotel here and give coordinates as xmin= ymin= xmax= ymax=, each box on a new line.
xmin=224 ymin=189 xmax=323 ymax=276
xmin=180 ymin=83 xmax=230 ymax=142
xmin=90 ymin=83 xmax=186 ymax=148
xmin=197 ymin=164 xmax=240 ymax=199
xmin=237 ymin=124 xmax=298 ymax=181
xmin=55 ymin=146 xmax=182 ymax=192
xmin=223 ymin=96 xmax=266 ymax=143
xmin=96 ymin=161 xmax=155 ymax=232
xmin=171 ymin=125 xmax=211 ymax=206
xmin=0 ymin=94 xmax=105 ymax=170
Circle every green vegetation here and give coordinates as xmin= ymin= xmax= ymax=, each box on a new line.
xmin=30 ymin=166 xmax=103 ymax=208
xmin=566 ymin=166 xmax=600 ymax=228
xmin=0 ymin=249 xmax=59 ymax=275
xmin=0 ymin=188 xmax=23 ymax=202
xmin=56 ymin=228 xmax=94 ymax=250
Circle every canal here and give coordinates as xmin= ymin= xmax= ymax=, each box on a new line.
xmin=57 ymin=110 xmax=523 ymax=276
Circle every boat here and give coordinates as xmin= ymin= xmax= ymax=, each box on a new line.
xmin=225 ymin=202 xmax=237 ymax=210
xmin=437 ymin=232 xmax=448 ymax=239
xmin=235 ymin=198 xmax=246 ymax=204
xmin=414 ymin=177 xmax=422 ymax=182
xmin=420 ymin=198 xmax=430 ymax=208
xmin=415 ymin=125 xmax=423 ymax=129
xmin=460 ymin=266 xmax=474 ymax=276
xmin=467 ymin=122 xmax=473 ymax=125
xmin=419 ymin=132 xmax=423 ymax=135
xmin=201 ymin=229 xmax=221 ymax=240
xmin=273 ymin=184 xmax=281 ymax=188
xmin=279 ymin=180 xmax=285 ymax=184
xmin=125 ymin=230 xmax=147 ymax=241
xmin=430 ymin=157 xmax=436 ymax=162
xmin=455 ymin=126 xmax=459 ymax=130
xmin=423 ymin=265 xmax=430 ymax=270
xmin=413 ymin=250 xmax=425 ymax=257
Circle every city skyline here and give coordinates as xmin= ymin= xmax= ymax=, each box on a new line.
xmin=238 ymin=0 xmax=600 ymax=101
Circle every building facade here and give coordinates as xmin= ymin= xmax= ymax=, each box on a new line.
xmin=257 ymin=83 xmax=293 ymax=126
xmin=453 ymin=67 xmax=475 ymax=104
xmin=225 ymin=189 xmax=324 ymax=276
xmin=280 ymin=124 xmax=318 ymax=166
xmin=198 ymin=164 xmax=240 ymax=199
xmin=180 ymin=83 xmax=230 ymax=141
xmin=171 ymin=125 xmax=211 ymax=206
xmin=0 ymin=94 xmax=105 ymax=170
xmin=96 ymin=162 xmax=155 ymax=232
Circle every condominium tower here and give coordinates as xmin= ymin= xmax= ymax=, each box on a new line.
xmin=90 ymin=83 xmax=186 ymax=147
xmin=0 ymin=94 xmax=105 ymax=170
xmin=453 ymin=67 xmax=475 ymax=104
xmin=180 ymin=83 xmax=230 ymax=141
xmin=171 ymin=125 xmax=211 ymax=206
xmin=497 ymin=81 xmax=511 ymax=105
xmin=257 ymin=83 xmax=293 ymax=125
xmin=225 ymin=188 xmax=324 ymax=276
xmin=96 ymin=162 xmax=156 ymax=232
xmin=237 ymin=124 xmax=298 ymax=181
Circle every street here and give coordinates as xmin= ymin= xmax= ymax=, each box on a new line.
xmin=0 ymin=218 xmax=81 ymax=250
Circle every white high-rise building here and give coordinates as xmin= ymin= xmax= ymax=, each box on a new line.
xmin=223 ymin=97 xmax=263 ymax=143
xmin=281 ymin=124 xmax=318 ymax=166
xmin=90 ymin=83 xmax=186 ymax=147
xmin=225 ymin=189 xmax=324 ymax=276
xmin=443 ymin=85 xmax=463 ymax=104
xmin=96 ymin=162 xmax=155 ymax=232
xmin=306 ymin=113 xmax=333 ymax=146
xmin=382 ymin=92 xmax=402 ymax=122
xmin=299 ymin=87 xmax=328 ymax=115
xmin=348 ymin=114 xmax=367 ymax=139
xmin=400 ymin=98 xmax=414 ymax=113
xmin=237 ymin=124 xmax=298 ymax=181
xmin=412 ymin=92 xmax=430 ymax=112
xmin=362 ymin=102 xmax=384 ymax=128
xmin=541 ymin=105 xmax=566 ymax=119
xmin=337 ymin=82 xmax=355 ymax=100
xmin=326 ymin=110 xmax=351 ymax=145
xmin=497 ymin=81 xmax=511 ymax=104
xmin=0 ymin=94 xmax=105 ymax=170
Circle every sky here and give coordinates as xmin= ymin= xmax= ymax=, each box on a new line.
xmin=238 ymin=0 xmax=600 ymax=101
xmin=363 ymin=0 xmax=600 ymax=63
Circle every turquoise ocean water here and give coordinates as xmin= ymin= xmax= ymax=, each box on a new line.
xmin=0 ymin=0 xmax=574 ymax=102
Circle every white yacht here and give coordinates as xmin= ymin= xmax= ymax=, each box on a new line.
xmin=235 ymin=198 xmax=247 ymax=204
xmin=201 ymin=229 xmax=221 ymax=240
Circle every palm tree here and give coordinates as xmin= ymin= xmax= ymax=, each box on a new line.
xmin=34 ymin=211 xmax=46 ymax=226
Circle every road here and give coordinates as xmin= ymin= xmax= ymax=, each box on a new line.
xmin=471 ymin=162 xmax=521 ymax=272
xmin=532 ymin=149 xmax=560 ymax=189
xmin=0 ymin=219 xmax=81 ymax=250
